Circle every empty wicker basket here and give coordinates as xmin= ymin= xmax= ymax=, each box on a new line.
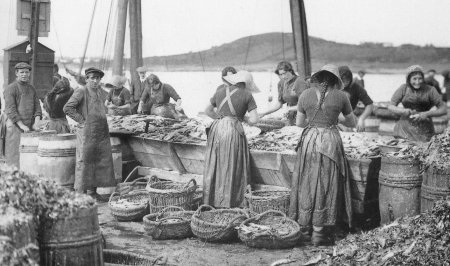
xmin=245 ymin=185 xmax=290 ymax=214
xmin=238 ymin=210 xmax=301 ymax=249
xmin=109 ymin=189 xmax=150 ymax=222
xmin=143 ymin=206 xmax=194 ymax=240
xmin=190 ymin=205 xmax=249 ymax=242
xmin=146 ymin=176 xmax=197 ymax=213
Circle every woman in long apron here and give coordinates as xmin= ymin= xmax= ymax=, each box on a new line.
xmin=63 ymin=67 xmax=115 ymax=199
xmin=388 ymin=65 xmax=446 ymax=142
xmin=203 ymin=70 xmax=259 ymax=208
xmin=289 ymin=64 xmax=356 ymax=246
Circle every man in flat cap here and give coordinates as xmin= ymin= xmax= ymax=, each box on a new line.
xmin=130 ymin=66 xmax=150 ymax=114
xmin=3 ymin=62 xmax=42 ymax=168
xmin=64 ymin=67 xmax=115 ymax=199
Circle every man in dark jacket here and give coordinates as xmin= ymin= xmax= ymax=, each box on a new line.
xmin=425 ymin=69 xmax=442 ymax=95
xmin=130 ymin=66 xmax=150 ymax=114
xmin=339 ymin=66 xmax=374 ymax=132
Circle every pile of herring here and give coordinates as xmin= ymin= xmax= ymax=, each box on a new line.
xmin=419 ymin=127 xmax=450 ymax=171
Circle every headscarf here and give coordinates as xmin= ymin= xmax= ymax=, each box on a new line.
xmin=338 ymin=65 xmax=353 ymax=87
xmin=406 ymin=65 xmax=424 ymax=89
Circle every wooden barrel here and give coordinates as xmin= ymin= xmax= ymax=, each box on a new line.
xmin=19 ymin=131 xmax=56 ymax=174
xmin=379 ymin=156 xmax=421 ymax=224
xmin=97 ymin=137 xmax=122 ymax=195
xmin=37 ymin=134 xmax=76 ymax=189
xmin=39 ymin=206 xmax=103 ymax=266
xmin=421 ymin=166 xmax=450 ymax=213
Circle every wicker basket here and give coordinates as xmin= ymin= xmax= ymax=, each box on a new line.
xmin=190 ymin=205 xmax=249 ymax=242
xmin=116 ymin=176 xmax=150 ymax=194
xmin=238 ymin=210 xmax=301 ymax=249
xmin=245 ymin=185 xmax=290 ymax=214
xmin=143 ymin=206 xmax=195 ymax=240
xmin=191 ymin=187 xmax=203 ymax=210
xmin=146 ymin=176 xmax=197 ymax=213
xmin=109 ymin=189 xmax=150 ymax=222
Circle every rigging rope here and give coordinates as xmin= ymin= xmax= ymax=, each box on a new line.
xmin=51 ymin=15 xmax=65 ymax=63
xmin=79 ymin=0 xmax=99 ymax=75
xmin=243 ymin=0 xmax=258 ymax=69
xmin=100 ymin=0 xmax=115 ymax=70
xmin=281 ymin=0 xmax=285 ymax=60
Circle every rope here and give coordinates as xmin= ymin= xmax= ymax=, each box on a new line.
xmin=79 ymin=0 xmax=99 ymax=75
xmin=51 ymin=14 xmax=65 ymax=62
xmin=243 ymin=0 xmax=258 ymax=69
xmin=100 ymin=0 xmax=115 ymax=70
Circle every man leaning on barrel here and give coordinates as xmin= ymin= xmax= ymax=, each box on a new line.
xmin=3 ymin=62 xmax=42 ymax=168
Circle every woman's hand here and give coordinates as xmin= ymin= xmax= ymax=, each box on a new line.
xmin=410 ymin=112 xmax=428 ymax=121
xmin=356 ymin=118 xmax=365 ymax=132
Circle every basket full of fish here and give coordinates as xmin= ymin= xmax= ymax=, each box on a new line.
xmin=143 ymin=206 xmax=195 ymax=240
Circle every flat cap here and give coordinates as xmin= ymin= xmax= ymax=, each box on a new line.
xmin=136 ymin=66 xmax=147 ymax=72
xmin=15 ymin=62 xmax=32 ymax=70
xmin=84 ymin=67 xmax=104 ymax=78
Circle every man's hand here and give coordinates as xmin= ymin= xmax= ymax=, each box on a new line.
xmin=18 ymin=124 xmax=30 ymax=133
xmin=356 ymin=119 xmax=365 ymax=132
xmin=31 ymin=124 xmax=40 ymax=131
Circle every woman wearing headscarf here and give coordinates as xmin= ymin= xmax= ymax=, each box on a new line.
xmin=388 ymin=65 xmax=446 ymax=142
xmin=289 ymin=64 xmax=356 ymax=246
xmin=104 ymin=75 xmax=131 ymax=116
xmin=216 ymin=66 xmax=237 ymax=91
xmin=203 ymin=70 xmax=259 ymax=208
xmin=44 ymin=78 xmax=74 ymax=133
xmin=259 ymin=61 xmax=308 ymax=125
xmin=138 ymin=74 xmax=184 ymax=119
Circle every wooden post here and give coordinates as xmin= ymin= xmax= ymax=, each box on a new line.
xmin=29 ymin=0 xmax=40 ymax=85
xmin=136 ymin=0 xmax=143 ymax=67
xmin=289 ymin=0 xmax=311 ymax=79
xmin=129 ymin=0 xmax=141 ymax=86
xmin=112 ymin=0 xmax=128 ymax=75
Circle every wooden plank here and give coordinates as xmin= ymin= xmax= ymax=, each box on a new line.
xmin=129 ymin=137 xmax=170 ymax=155
xmin=172 ymin=142 xmax=207 ymax=160
xmin=278 ymin=155 xmax=292 ymax=187
xmin=136 ymin=167 xmax=202 ymax=185
xmin=168 ymin=142 xmax=187 ymax=174
xmin=133 ymin=151 xmax=177 ymax=171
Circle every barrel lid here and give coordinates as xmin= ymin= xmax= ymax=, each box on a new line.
xmin=39 ymin=133 xmax=76 ymax=141
xmin=22 ymin=130 xmax=57 ymax=138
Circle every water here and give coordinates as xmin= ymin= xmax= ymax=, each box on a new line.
xmin=0 ymin=65 xmax=444 ymax=117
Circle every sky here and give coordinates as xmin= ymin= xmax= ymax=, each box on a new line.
xmin=1 ymin=0 xmax=450 ymax=58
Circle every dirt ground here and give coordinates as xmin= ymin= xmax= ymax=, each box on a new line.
xmin=98 ymin=203 xmax=332 ymax=266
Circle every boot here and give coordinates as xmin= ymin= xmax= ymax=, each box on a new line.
xmin=311 ymin=227 xmax=334 ymax=247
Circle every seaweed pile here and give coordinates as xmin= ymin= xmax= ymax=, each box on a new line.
xmin=329 ymin=198 xmax=450 ymax=265
xmin=419 ymin=128 xmax=450 ymax=171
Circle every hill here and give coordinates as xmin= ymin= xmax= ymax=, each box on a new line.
xmin=140 ymin=32 xmax=450 ymax=72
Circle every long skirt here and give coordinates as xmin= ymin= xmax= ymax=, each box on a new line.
xmin=203 ymin=117 xmax=251 ymax=208
xmin=45 ymin=118 xmax=71 ymax=134
xmin=394 ymin=116 xmax=434 ymax=142
xmin=288 ymin=127 xmax=353 ymax=228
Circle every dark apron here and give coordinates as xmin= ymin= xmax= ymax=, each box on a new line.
xmin=75 ymin=88 xmax=115 ymax=191
xmin=203 ymin=87 xmax=248 ymax=207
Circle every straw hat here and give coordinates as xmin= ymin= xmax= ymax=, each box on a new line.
xmin=311 ymin=64 xmax=344 ymax=90
xmin=223 ymin=70 xmax=260 ymax=93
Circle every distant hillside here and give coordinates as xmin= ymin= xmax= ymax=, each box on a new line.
xmin=140 ymin=32 xmax=450 ymax=72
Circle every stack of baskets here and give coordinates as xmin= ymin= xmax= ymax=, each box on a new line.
xmin=146 ymin=176 xmax=197 ymax=213
xmin=143 ymin=206 xmax=195 ymax=240
xmin=109 ymin=189 xmax=150 ymax=221
xmin=237 ymin=210 xmax=301 ymax=249
xmin=245 ymin=185 xmax=290 ymax=214
xmin=190 ymin=205 xmax=249 ymax=242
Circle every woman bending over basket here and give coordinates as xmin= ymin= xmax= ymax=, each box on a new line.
xmin=288 ymin=64 xmax=356 ymax=246
xmin=203 ymin=70 xmax=260 ymax=208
